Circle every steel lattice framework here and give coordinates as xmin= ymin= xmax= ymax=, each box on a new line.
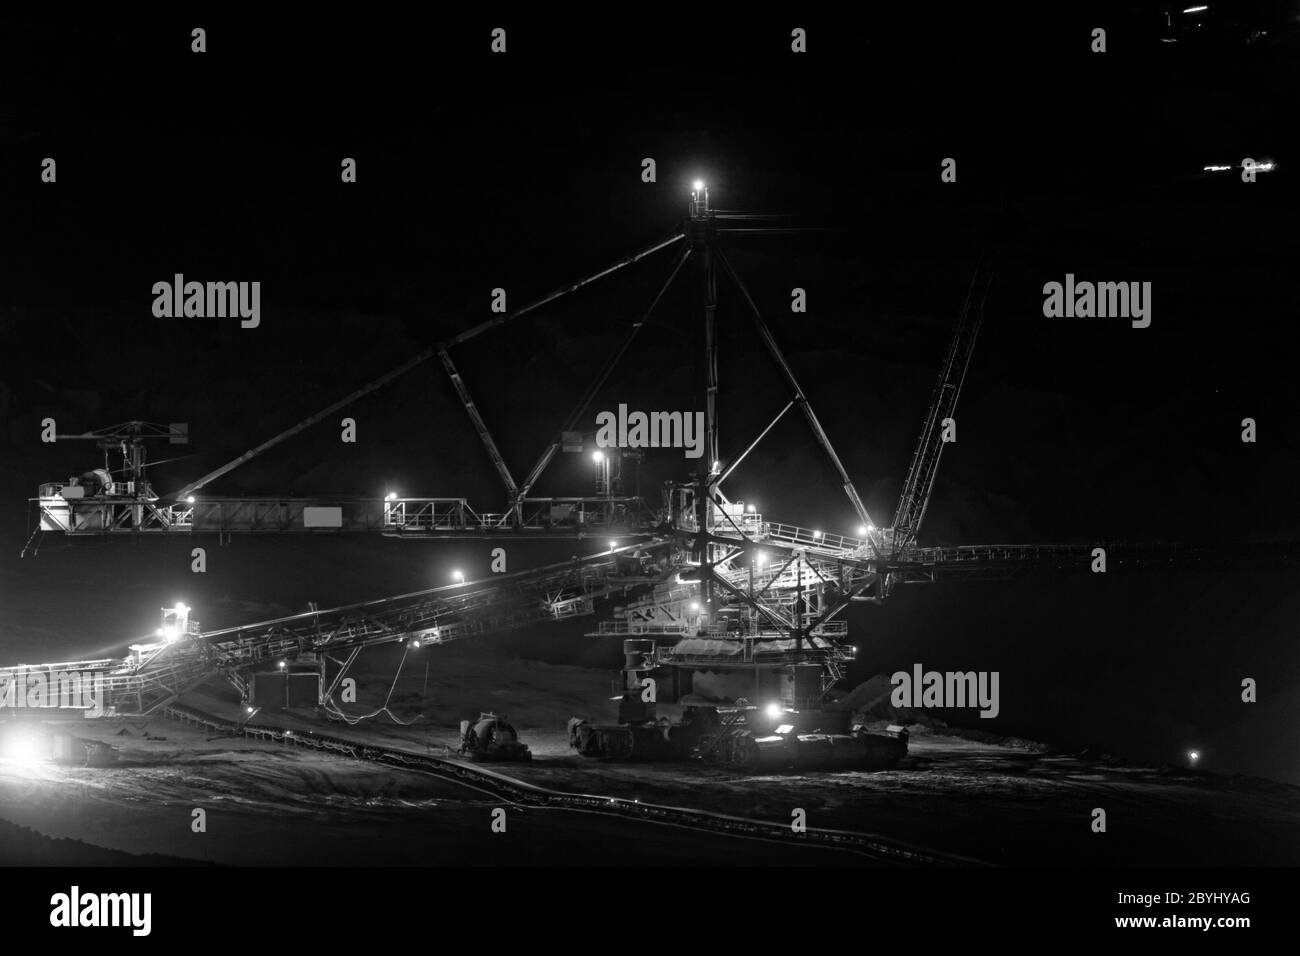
xmin=15 ymin=185 xmax=1299 ymax=714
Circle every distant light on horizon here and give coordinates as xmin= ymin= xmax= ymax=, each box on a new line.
xmin=1205 ymin=160 xmax=1276 ymax=173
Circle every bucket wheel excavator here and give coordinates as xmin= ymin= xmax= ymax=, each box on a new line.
xmin=15 ymin=184 xmax=1299 ymax=774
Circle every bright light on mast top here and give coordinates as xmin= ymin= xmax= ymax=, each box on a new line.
xmin=690 ymin=179 xmax=710 ymax=217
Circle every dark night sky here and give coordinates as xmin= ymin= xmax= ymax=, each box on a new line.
xmin=1 ymin=7 xmax=1298 ymax=782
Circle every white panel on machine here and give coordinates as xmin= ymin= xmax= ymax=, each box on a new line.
xmin=302 ymin=506 xmax=343 ymax=528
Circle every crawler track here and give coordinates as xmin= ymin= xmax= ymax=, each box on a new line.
xmin=160 ymin=703 xmax=985 ymax=866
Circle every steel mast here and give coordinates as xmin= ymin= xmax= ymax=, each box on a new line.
xmin=689 ymin=181 xmax=718 ymax=611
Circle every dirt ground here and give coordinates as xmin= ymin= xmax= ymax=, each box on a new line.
xmin=1 ymin=646 xmax=1296 ymax=866
xmin=0 ymin=716 xmax=876 ymax=866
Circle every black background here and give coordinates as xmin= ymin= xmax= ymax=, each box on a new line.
xmin=1 ymin=5 xmax=1297 ymax=784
